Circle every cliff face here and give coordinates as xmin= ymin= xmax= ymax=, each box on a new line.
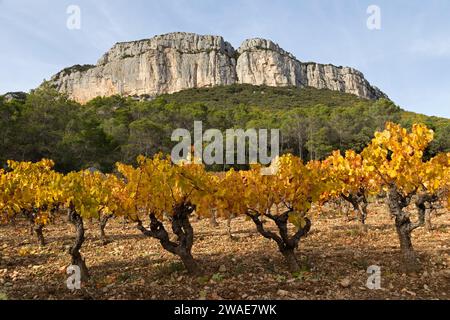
xmin=48 ymin=32 xmax=387 ymax=103
xmin=236 ymin=38 xmax=303 ymax=87
xmin=236 ymin=38 xmax=386 ymax=100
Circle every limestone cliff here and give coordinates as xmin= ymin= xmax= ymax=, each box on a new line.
xmin=48 ymin=32 xmax=387 ymax=103
xmin=236 ymin=38 xmax=386 ymax=100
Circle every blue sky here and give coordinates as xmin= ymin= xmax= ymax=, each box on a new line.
xmin=1 ymin=0 xmax=449 ymax=118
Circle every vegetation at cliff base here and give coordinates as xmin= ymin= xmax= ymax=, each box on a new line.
xmin=1 ymin=84 xmax=449 ymax=173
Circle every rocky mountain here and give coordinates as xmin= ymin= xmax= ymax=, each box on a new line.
xmin=47 ymin=32 xmax=387 ymax=103
xmin=2 ymin=92 xmax=27 ymax=102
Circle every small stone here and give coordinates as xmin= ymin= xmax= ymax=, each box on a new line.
xmin=401 ymin=288 xmax=416 ymax=296
xmin=440 ymin=270 xmax=450 ymax=279
xmin=277 ymin=289 xmax=289 ymax=296
xmin=340 ymin=278 xmax=351 ymax=288
xmin=314 ymin=288 xmax=324 ymax=295
xmin=218 ymin=265 xmax=227 ymax=273
xmin=210 ymin=292 xmax=223 ymax=300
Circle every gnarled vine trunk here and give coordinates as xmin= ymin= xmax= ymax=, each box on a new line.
xmin=358 ymin=198 xmax=368 ymax=226
xmin=209 ymin=208 xmax=219 ymax=227
xmin=24 ymin=209 xmax=46 ymax=246
xmin=226 ymin=215 xmax=235 ymax=240
xmin=137 ymin=202 xmax=201 ymax=275
xmin=415 ymin=194 xmax=438 ymax=232
xmin=388 ymin=186 xmax=427 ymax=273
xmin=342 ymin=192 xmax=368 ymax=230
xmin=247 ymin=211 xmax=311 ymax=272
xmin=99 ymin=214 xmax=113 ymax=245
xmin=424 ymin=211 xmax=433 ymax=231
xmin=34 ymin=224 xmax=46 ymax=247
xmin=394 ymin=214 xmax=417 ymax=271
xmin=68 ymin=206 xmax=89 ymax=282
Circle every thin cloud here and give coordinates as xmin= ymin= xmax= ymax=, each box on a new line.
xmin=410 ymin=38 xmax=450 ymax=57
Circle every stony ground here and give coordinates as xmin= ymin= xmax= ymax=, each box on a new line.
xmin=0 ymin=203 xmax=449 ymax=300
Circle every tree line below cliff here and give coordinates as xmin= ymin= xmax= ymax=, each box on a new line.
xmin=1 ymin=84 xmax=449 ymax=173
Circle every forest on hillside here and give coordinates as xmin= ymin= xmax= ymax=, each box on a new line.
xmin=1 ymin=84 xmax=449 ymax=173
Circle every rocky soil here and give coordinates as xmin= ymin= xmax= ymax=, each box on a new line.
xmin=0 ymin=203 xmax=448 ymax=300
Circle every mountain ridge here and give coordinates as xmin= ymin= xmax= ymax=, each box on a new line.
xmin=46 ymin=32 xmax=388 ymax=103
